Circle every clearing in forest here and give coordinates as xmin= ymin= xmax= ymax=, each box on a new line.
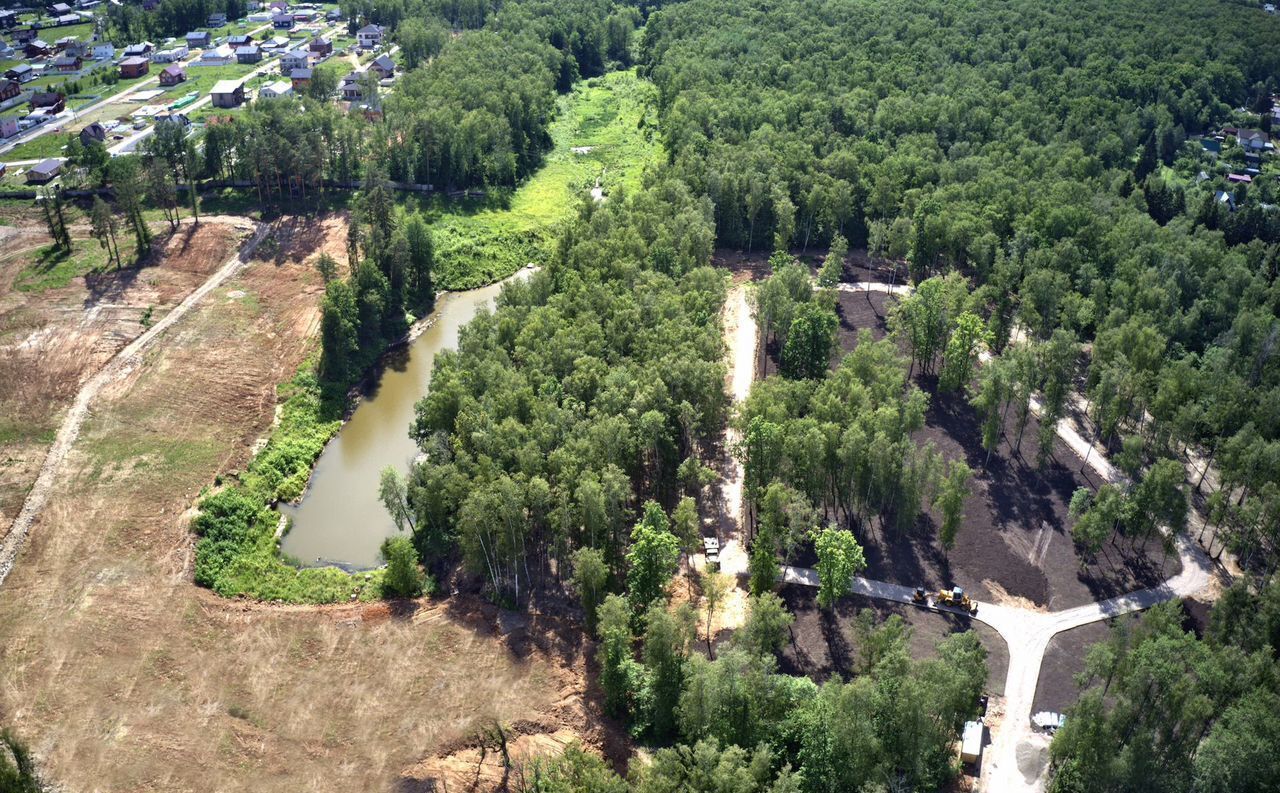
xmin=422 ymin=68 xmax=661 ymax=290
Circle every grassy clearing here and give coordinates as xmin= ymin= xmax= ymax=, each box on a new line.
xmin=14 ymin=232 xmax=144 ymax=292
xmin=416 ymin=68 xmax=661 ymax=290
xmin=5 ymin=132 xmax=73 ymax=162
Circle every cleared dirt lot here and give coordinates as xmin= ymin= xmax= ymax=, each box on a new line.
xmin=0 ymin=213 xmax=602 ymax=792
xmin=778 ymin=584 xmax=1009 ymax=695
xmin=0 ymin=214 xmax=249 ymax=543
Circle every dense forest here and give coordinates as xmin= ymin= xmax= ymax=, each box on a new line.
xmin=638 ymin=0 xmax=1280 ymax=573
xmin=103 ymin=0 xmax=248 ymax=42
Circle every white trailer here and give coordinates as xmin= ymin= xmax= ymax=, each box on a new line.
xmin=960 ymin=720 xmax=984 ymax=764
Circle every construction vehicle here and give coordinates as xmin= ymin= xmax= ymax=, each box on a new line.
xmin=912 ymin=586 xmax=928 ymax=604
xmin=937 ymin=586 xmax=977 ymax=614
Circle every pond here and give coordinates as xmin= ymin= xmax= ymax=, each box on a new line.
xmin=279 ymin=271 xmax=527 ymax=570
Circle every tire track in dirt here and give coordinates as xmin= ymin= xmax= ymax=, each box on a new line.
xmin=0 ymin=219 xmax=269 ymax=590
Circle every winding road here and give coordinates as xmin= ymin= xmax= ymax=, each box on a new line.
xmin=720 ymin=276 xmax=1222 ymax=793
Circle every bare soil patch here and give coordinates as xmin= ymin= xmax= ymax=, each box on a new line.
xmin=0 ymin=220 xmax=248 ymax=541
xmin=777 ymin=584 xmax=1010 ymax=695
xmin=0 ymin=213 xmax=609 ymax=793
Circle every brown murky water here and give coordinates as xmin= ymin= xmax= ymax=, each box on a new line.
xmin=279 ymin=273 xmax=525 ymax=569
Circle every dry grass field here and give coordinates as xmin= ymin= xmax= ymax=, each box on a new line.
xmin=0 ymin=212 xmax=600 ymax=792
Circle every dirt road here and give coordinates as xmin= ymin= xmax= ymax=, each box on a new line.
xmin=0 ymin=219 xmax=267 ymax=589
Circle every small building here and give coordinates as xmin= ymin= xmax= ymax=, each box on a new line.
xmin=272 ymin=12 xmax=293 ymax=29
xmin=122 ymin=41 xmax=153 ymax=58
xmin=291 ymin=8 xmax=318 ymax=22
xmin=118 ymin=55 xmax=149 ymax=78
xmin=210 ymin=78 xmax=245 ymax=108
xmin=158 ymin=63 xmax=186 ymax=85
xmin=51 ymin=54 xmax=81 ymax=72
xmin=185 ymin=30 xmax=211 ymax=48
xmin=13 ymin=28 xmax=37 ymax=44
xmin=25 ymin=157 xmax=62 ymax=183
xmin=356 ymin=23 xmax=383 ymax=48
xmin=0 ymin=10 xmax=18 ymax=28
xmin=369 ymin=53 xmax=394 ymax=80
xmin=92 ymin=42 xmax=114 ymax=59
xmin=194 ymin=44 xmax=234 ymax=65
xmin=960 ymin=721 xmax=983 ymax=764
xmin=0 ymin=79 xmax=20 ymax=102
xmin=5 ymin=64 xmax=33 ymax=83
xmin=78 ymin=120 xmax=106 ymax=145
xmin=1215 ymin=190 xmax=1237 ymax=211
xmin=340 ymin=70 xmax=362 ymax=100
xmin=51 ymin=3 xmax=73 ymax=15
xmin=308 ymin=35 xmax=330 ymax=56
xmin=155 ymin=110 xmax=190 ymax=127
xmin=280 ymin=48 xmax=309 ymax=73
xmin=262 ymin=35 xmax=290 ymax=50
xmin=1236 ymin=129 xmax=1269 ymax=153
xmin=152 ymin=44 xmax=188 ymax=62
xmin=55 ymin=13 xmax=80 ymax=25
xmin=5 ymin=64 xmax=35 ymax=83
xmin=207 ymin=11 xmax=227 ymax=26
xmin=235 ymin=44 xmax=261 ymax=63
xmin=289 ymin=67 xmax=311 ymax=90
xmin=1227 ymin=173 xmax=1253 ymax=184
xmin=25 ymin=39 xmax=51 ymax=58
xmin=227 ymin=33 xmax=252 ymax=47
xmin=258 ymin=80 xmax=291 ymax=100
xmin=29 ymin=91 xmax=65 ymax=113
xmin=0 ymin=116 xmax=19 ymax=138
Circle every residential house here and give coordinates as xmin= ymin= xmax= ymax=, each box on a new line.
xmin=269 ymin=0 xmax=288 ymax=11
xmin=185 ymin=30 xmax=211 ymax=48
xmin=0 ymin=10 xmax=18 ymax=29
xmin=25 ymin=158 xmax=62 ymax=183
xmin=227 ymin=34 xmax=252 ymax=47
xmin=235 ymin=44 xmax=261 ymax=63
xmin=152 ymin=44 xmax=188 ymax=62
xmin=207 ymin=11 xmax=227 ymax=26
xmin=51 ymin=3 xmax=73 ymax=15
xmin=340 ymin=70 xmax=363 ymax=100
xmin=25 ymin=39 xmax=50 ymax=58
xmin=5 ymin=65 xmax=34 ymax=83
xmin=194 ymin=44 xmax=235 ymax=65
xmin=51 ymin=54 xmax=80 ymax=72
xmin=13 ymin=28 xmax=37 ymax=44
xmin=92 ymin=42 xmax=114 ymax=59
xmin=118 ymin=55 xmax=149 ymax=78
xmin=55 ymin=13 xmax=80 ymax=25
xmin=0 ymin=116 xmax=19 ymax=138
xmin=258 ymin=80 xmax=291 ymax=99
xmin=0 ymin=40 xmax=14 ymax=58
xmin=289 ymin=67 xmax=311 ymax=90
xmin=155 ymin=110 xmax=190 ymax=127
xmin=308 ymin=35 xmax=330 ymax=56
xmin=1236 ymin=129 xmax=1269 ymax=153
xmin=1227 ymin=173 xmax=1253 ymax=184
xmin=55 ymin=36 xmax=81 ymax=53
xmin=158 ymin=63 xmax=186 ymax=85
xmin=122 ymin=41 xmax=153 ymax=58
xmin=0 ymin=79 xmax=19 ymax=102
xmin=369 ymin=53 xmax=394 ymax=80
xmin=280 ymin=48 xmax=309 ymax=72
xmin=356 ymin=24 xmax=383 ymax=48
xmin=1215 ymin=190 xmax=1237 ymax=211
xmin=210 ymin=78 xmax=245 ymax=107
xmin=29 ymin=91 xmax=65 ymax=113
xmin=78 ymin=120 xmax=106 ymax=145
xmin=291 ymin=8 xmax=318 ymax=22
xmin=326 ymin=8 xmax=341 ymax=20
xmin=272 ymin=12 xmax=294 ymax=29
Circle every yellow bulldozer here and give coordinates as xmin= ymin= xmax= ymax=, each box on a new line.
xmin=937 ymin=586 xmax=977 ymax=614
